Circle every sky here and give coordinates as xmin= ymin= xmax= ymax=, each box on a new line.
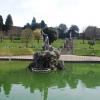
xmin=0 ymin=0 xmax=100 ymax=31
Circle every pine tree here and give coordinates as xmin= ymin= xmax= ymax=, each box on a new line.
xmin=5 ymin=14 xmax=13 ymax=31
xmin=0 ymin=15 xmax=3 ymax=31
xmin=23 ymin=23 xmax=31 ymax=29
xmin=40 ymin=20 xmax=47 ymax=29
xmin=31 ymin=17 xmax=36 ymax=30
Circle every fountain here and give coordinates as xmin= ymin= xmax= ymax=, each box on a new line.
xmin=28 ymin=33 xmax=64 ymax=72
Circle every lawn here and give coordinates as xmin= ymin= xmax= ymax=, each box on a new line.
xmin=0 ymin=48 xmax=33 ymax=56
xmin=0 ymin=39 xmax=43 ymax=56
xmin=0 ymin=39 xmax=63 ymax=56
xmin=74 ymin=39 xmax=100 ymax=56
xmin=53 ymin=39 xmax=100 ymax=56
xmin=0 ymin=39 xmax=99 ymax=56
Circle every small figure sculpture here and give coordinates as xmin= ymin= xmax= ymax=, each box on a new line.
xmin=43 ymin=34 xmax=49 ymax=50
xmin=64 ymin=38 xmax=69 ymax=48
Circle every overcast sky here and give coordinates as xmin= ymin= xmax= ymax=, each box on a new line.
xmin=0 ymin=0 xmax=100 ymax=31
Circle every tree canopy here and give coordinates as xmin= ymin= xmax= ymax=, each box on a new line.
xmin=31 ymin=17 xmax=36 ymax=30
xmin=43 ymin=27 xmax=57 ymax=44
xmin=5 ymin=14 xmax=13 ymax=31
xmin=0 ymin=15 xmax=3 ymax=31
xmin=67 ymin=25 xmax=79 ymax=38
xmin=40 ymin=20 xmax=47 ymax=29
xmin=84 ymin=26 xmax=97 ymax=39
xmin=21 ymin=28 xmax=33 ymax=47
xmin=58 ymin=24 xmax=68 ymax=39
xmin=23 ymin=23 xmax=31 ymax=29
xmin=32 ymin=28 xmax=42 ymax=43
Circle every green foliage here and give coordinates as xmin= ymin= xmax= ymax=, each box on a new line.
xmin=32 ymin=28 xmax=42 ymax=43
xmin=0 ymin=38 xmax=99 ymax=56
xmin=88 ymin=40 xmax=95 ymax=49
xmin=31 ymin=17 xmax=36 ymax=29
xmin=74 ymin=39 xmax=100 ymax=56
xmin=0 ymin=39 xmax=43 ymax=52
xmin=52 ymin=39 xmax=64 ymax=48
xmin=58 ymin=24 xmax=68 ymax=39
xmin=23 ymin=23 xmax=31 ymax=29
xmin=84 ymin=26 xmax=97 ymax=39
xmin=5 ymin=14 xmax=13 ymax=31
xmin=40 ymin=20 xmax=47 ymax=29
xmin=0 ymin=15 xmax=3 ymax=31
xmin=0 ymin=48 xmax=33 ymax=56
xmin=68 ymin=25 xmax=79 ymax=38
xmin=21 ymin=28 xmax=33 ymax=47
xmin=0 ymin=31 xmax=3 ymax=42
xmin=43 ymin=27 xmax=57 ymax=44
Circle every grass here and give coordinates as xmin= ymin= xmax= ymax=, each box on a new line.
xmin=0 ymin=39 xmax=63 ymax=56
xmin=74 ymin=39 xmax=100 ymax=56
xmin=0 ymin=39 xmax=43 ymax=56
xmin=0 ymin=39 xmax=100 ymax=56
xmin=52 ymin=39 xmax=64 ymax=48
xmin=52 ymin=39 xmax=100 ymax=56
xmin=0 ymin=39 xmax=42 ymax=49
xmin=0 ymin=48 xmax=33 ymax=56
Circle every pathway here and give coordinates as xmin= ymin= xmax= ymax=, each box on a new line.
xmin=0 ymin=55 xmax=100 ymax=62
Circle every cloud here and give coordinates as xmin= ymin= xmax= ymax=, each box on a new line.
xmin=0 ymin=0 xmax=100 ymax=31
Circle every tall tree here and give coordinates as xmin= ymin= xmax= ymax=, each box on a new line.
xmin=68 ymin=25 xmax=79 ymax=38
xmin=40 ymin=20 xmax=47 ymax=29
xmin=32 ymin=28 xmax=42 ymax=43
xmin=0 ymin=15 xmax=3 ymax=31
xmin=31 ymin=17 xmax=36 ymax=30
xmin=23 ymin=23 xmax=31 ymax=29
xmin=84 ymin=26 xmax=97 ymax=40
xmin=58 ymin=24 xmax=67 ymax=39
xmin=5 ymin=14 xmax=13 ymax=32
xmin=21 ymin=28 xmax=33 ymax=48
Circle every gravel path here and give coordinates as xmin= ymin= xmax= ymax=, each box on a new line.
xmin=0 ymin=55 xmax=100 ymax=62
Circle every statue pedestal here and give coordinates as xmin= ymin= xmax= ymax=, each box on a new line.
xmin=28 ymin=48 xmax=64 ymax=72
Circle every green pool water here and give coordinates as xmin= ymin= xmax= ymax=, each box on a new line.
xmin=0 ymin=61 xmax=100 ymax=100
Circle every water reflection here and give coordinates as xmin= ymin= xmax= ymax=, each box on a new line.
xmin=0 ymin=63 xmax=100 ymax=100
